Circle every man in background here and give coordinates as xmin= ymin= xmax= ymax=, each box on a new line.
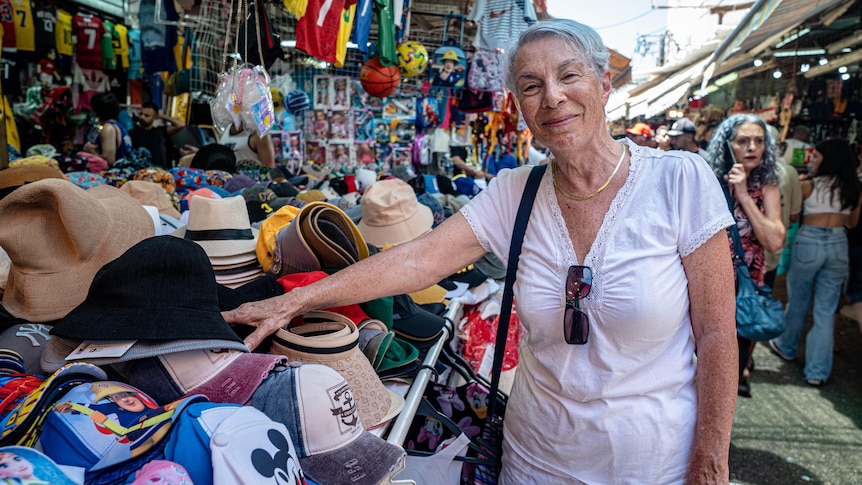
xmin=668 ymin=117 xmax=709 ymax=159
xmin=781 ymin=125 xmax=811 ymax=169
xmin=130 ymin=102 xmax=186 ymax=168
xmin=625 ymin=122 xmax=652 ymax=147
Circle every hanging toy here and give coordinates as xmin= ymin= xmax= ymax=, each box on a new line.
xmin=360 ymin=57 xmax=401 ymax=98
xmin=396 ymin=41 xmax=429 ymax=78
xmin=234 ymin=64 xmax=276 ymax=137
xmin=286 ymin=90 xmax=311 ymax=117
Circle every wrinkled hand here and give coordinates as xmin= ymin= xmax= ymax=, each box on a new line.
xmin=724 ymin=163 xmax=748 ymax=201
xmin=221 ymin=296 xmax=296 ymax=351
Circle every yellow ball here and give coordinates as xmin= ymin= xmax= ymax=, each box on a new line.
xmin=270 ymin=87 xmax=284 ymax=112
xmin=396 ymin=41 xmax=429 ymax=78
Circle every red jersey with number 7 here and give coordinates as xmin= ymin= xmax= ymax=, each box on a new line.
xmin=0 ymin=0 xmax=17 ymax=51
xmin=296 ymin=0 xmax=347 ymax=63
xmin=73 ymin=13 xmax=103 ymax=69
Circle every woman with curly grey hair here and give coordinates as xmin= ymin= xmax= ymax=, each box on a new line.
xmin=705 ymin=113 xmax=785 ymax=398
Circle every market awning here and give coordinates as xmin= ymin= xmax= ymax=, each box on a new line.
xmin=606 ymin=56 xmax=710 ymax=121
xmin=700 ymin=0 xmax=846 ymax=88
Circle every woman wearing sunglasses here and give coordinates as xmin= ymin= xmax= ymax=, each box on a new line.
xmin=704 ymin=114 xmax=786 ymax=399
xmin=225 ymin=19 xmax=738 ymax=484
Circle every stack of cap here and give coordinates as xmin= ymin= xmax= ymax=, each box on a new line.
xmin=252 ymin=362 xmax=406 ymax=485
xmin=179 ymin=195 xmax=264 ymax=288
xmin=39 ymin=381 xmax=205 ymax=477
xmin=269 ymin=311 xmax=404 ymax=430
xmin=40 ymin=236 xmax=248 ymax=373
xmin=0 ymin=362 xmax=107 ymax=447
xmin=0 ymin=446 xmax=80 ymax=484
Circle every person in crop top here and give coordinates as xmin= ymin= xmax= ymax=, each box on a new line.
xmin=218 ymin=120 xmax=275 ymax=169
xmin=770 ymin=138 xmax=862 ymax=386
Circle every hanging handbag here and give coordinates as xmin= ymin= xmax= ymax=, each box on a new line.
xmin=724 ymin=187 xmax=785 ymax=341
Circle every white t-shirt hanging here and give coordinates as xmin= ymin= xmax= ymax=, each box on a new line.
xmin=467 ymin=0 xmax=537 ymax=51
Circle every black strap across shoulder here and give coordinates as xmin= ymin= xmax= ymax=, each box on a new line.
xmin=487 ymin=163 xmax=547 ymax=419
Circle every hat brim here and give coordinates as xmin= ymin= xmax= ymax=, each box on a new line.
xmin=129 ymin=350 xmax=286 ymax=405
xmin=299 ymin=431 xmax=405 ymax=485
xmin=41 ymin=336 xmax=248 ymax=373
xmin=51 ymin=301 xmax=243 ymax=342
xmin=667 ymin=130 xmax=693 ymax=136
xmin=357 ymin=204 xmax=434 ymax=247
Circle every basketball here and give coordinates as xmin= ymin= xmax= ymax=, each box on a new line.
xmin=396 ymin=41 xmax=428 ymax=77
xmin=360 ymin=58 xmax=401 ymax=98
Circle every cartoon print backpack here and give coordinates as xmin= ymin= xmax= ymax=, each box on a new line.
xmin=468 ymin=48 xmax=504 ymax=92
xmin=430 ymin=14 xmax=468 ymax=91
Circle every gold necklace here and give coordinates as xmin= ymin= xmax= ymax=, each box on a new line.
xmin=552 ymin=143 xmax=627 ymax=201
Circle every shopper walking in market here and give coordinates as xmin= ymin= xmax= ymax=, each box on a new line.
xmin=704 ymin=114 xmax=785 ymax=399
xmin=769 ymin=138 xmax=861 ymax=386
xmin=224 ymin=18 xmax=738 ymax=484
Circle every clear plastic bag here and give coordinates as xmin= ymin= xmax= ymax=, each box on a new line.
xmin=210 ymin=64 xmax=275 ymax=137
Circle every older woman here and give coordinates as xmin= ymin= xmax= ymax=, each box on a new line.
xmin=223 ymin=19 xmax=738 ymax=483
xmin=704 ymin=114 xmax=785 ymax=398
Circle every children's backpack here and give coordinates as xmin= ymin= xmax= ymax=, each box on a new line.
xmin=430 ymin=14 xmax=468 ymax=91
xmin=467 ymin=48 xmax=504 ymax=92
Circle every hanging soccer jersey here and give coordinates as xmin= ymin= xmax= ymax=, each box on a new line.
xmin=468 ymin=0 xmax=536 ymax=51
xmin=0 ymin=0 xmax=17 ymax=52
xmin=112 ymin=23 xmax=129 ymax=68
xmin=350 ymin=0 xmax=372 ymax=53
xmin=334 ymin=1 xmax=356 ymax=68
xmin=73 ymin=13 xmax=104 ymax=69
xmin=127 ymin=28 xmax=142 ymax=79
xmin=0 ymin=52 xmax=21 ymax=95
xmin=33 ymin=1 xmax=55 ymax=57
xmin=295 ymin=0 xmax=347 ymax=63
xmin=55 ymin=8 xmax=71 ymax=56
xmin=101 ymin=19 xmax=115 ymax=70
xmin=374 ymin=0 xmax=396 ymax=66
xmin=11 ymin=0 xmax=33 ymax=52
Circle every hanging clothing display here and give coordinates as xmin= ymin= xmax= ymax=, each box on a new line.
xmin=295 ymin=0 xmax=348 ymax=63
xmin=467 ymin=0 xmax=537 ymax=51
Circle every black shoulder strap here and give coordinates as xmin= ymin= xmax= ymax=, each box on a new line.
xmin=487 ymin=163 xmax=547 ymax=419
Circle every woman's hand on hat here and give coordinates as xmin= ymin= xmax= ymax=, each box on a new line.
xmin=222 ymin=298 xmax=295 ymax=351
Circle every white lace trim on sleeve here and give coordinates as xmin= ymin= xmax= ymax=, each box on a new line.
xmin=460 ymin=205 xmax=493 ymax=253
xmin=679 ymin=213 xmax=733 ymax=258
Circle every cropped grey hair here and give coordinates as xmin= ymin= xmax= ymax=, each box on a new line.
xmin=504 ymin=18 xmax=610 ymax=98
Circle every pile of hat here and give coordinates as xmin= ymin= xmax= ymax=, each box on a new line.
xmin=0 ymin=175 xmax=416 ymax=485
xmin=179 ymin=195 xmax=265 ymax=288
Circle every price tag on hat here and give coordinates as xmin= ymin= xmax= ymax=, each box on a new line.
xmin=66 ymin=340 xmax=137 ymax=360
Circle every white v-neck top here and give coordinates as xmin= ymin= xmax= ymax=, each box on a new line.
xmin=460 ymin=140 xmax=733 ymax=484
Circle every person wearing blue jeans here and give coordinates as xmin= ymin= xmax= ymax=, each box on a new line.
xmin=770 ymin=139 xmax=861 ymax=386
xmin=775 ymin=226 xmax=848 ymax=383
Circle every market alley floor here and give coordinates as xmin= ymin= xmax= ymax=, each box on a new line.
xmin=729 ymin=275 xmax=862 ymax=485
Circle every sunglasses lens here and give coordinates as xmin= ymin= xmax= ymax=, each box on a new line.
xmin=567 ymin=266 xmax=593 ymax=300
xmin=564 ymin=305 xmax=589 ymax=345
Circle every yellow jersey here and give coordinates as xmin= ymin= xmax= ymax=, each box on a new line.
xmin=112 ymin=22 xmax=128 ymax=68
xmin=11 ymin=0 xmax=33 ymax=52
xmin=54 ymin=8 xmax=71 ymax=56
